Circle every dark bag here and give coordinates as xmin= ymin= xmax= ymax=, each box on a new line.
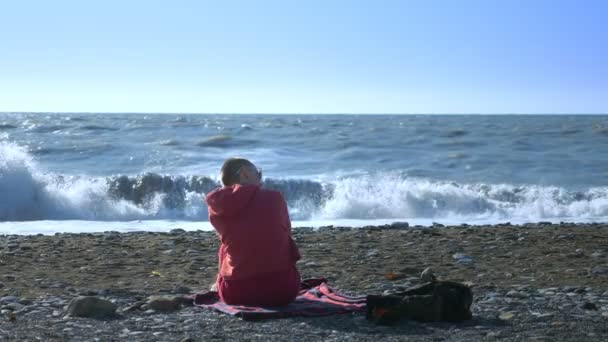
xmin=366 ymin=281 xmax=473 ymax=325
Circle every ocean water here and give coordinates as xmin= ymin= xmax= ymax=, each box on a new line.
xmin=1 ymin=113 xmax=608 ymax=235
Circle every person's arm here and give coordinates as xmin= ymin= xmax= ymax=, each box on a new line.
xmin=278 ymin=192 xmax=292 ymax=232
xmin=278 ymin=193 xmax=301 ymax=261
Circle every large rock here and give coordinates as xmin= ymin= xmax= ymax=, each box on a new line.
xmin=146 ymin=296 xmax=183 ymax=312
xmin=66 ymin=296 xmax=117 ymax=318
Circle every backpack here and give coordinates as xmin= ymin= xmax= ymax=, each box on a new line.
xmin=366 ymin=280 xmax=473 ymax=325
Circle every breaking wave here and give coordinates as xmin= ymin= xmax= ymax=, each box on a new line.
xmin=1 ymin=140 xmax=608 ymax=223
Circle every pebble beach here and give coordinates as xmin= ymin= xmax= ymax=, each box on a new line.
xmin=1 ymin=222 xmax=608 ymax=341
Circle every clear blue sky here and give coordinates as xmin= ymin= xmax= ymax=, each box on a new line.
xmin=1 ymin=0 xmax=606 ymax=114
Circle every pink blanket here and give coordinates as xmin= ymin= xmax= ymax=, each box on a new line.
xmin=193 ymin=278 xmax=366 ymax=320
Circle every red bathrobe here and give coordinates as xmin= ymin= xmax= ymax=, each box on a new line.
xmin=206 ymin=184 xmax=301 ymax=306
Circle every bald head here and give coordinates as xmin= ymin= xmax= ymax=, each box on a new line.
xmin=220 ymin=157 xmax=257 ymax=186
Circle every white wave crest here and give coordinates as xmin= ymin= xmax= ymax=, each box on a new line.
xmin=2 ymin=140 xmax=608 ymax=224
xmin=0 ymin=140 xmax=209 ymax=221
xmin=312 ymin=173 xmax=608 ymax=223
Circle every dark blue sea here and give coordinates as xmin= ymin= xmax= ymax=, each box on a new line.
xmin=1 ymin=113 xmax=607 ymax=234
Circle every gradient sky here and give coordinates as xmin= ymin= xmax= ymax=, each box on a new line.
xmin=1 ymin=0 xmax=607 ymax=114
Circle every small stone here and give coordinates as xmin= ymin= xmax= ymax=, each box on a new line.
xmin=420 ymin=267 xmax=436 ymax=282
xmin=18 ymin=298 xmax=33 ymax=305
xmin=452 ymin=253 xmax=474 ymax=264
xmin=366 ymin=249 xmax=379 ymax=257
xmin=170 ymin=228 xmax=186 ymax=234
xmin=66 ymin=296 xmax=117 ymax=318
xmin=591 ymin=252 xmax=604 ymax=258
xmin=78 ymin=289 xmax=99 ymax=296
xmin=0 ymin=296 xmax=18 ymax=304
xmin=3 ymin=303 xmax=24 ymax=312
xmin=121 ymin=301 xmax=146 ymax=313
xmin=180 ymin=337 xmax=195 ymax=342
xmin=24 ymin=310 xmax=42 ymax=317
xmin=563 ymin=286 xmax=577 ymax=292
xmin=498 ymin=311 xmax=515 ymax=321
xmin=506 ymin=290 xmax=528 ymax=298
xmin=581 ymin=302 xmax=598 ymax=311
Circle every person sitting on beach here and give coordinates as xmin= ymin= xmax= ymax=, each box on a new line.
xmin=205 ymin=157 xmax=302 ymax=306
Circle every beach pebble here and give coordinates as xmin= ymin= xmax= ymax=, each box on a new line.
xmin=18 ymin=298 xmax=33 ymax=306
xmin=581 ymin=302 xmax=598 ymax=311
xmin=0 ymin=296 xmax=19 ymax=305
xmin=498 ymin=311 xmax=516 ymax=321
xmin=420 ymin=267 xmax=435 ymax=282
xmin=555 ymin=233 xmax=575 ymax=240
xmin=66 ymin=296 xmax=117 ymax=318
xmin=2 ymin=303 xmax=24 ymax=312
xmin=591 ymin=266 xmax=608 ymax=274
xmin=366 ymin=249 xmax=379 ymax=257
xmin=506 ymin=290 xmax=528 ymax=298
xmin=486 ymin=331 xmax=502 ymax=338
xmin=172 ymin=285 xmax=192 ymax=294
xmin=77 ymin=289 xmax=99 ymax=296
xmin=591 ymin=251 xmax=604 ymax=258
xmin=452 ymin=253 xmax=474 ymax=264
xmin=24 ymin=310 xmax=43 ymax=317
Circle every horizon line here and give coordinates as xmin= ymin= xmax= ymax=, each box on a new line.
xmin=1 ymin=111 xmax=607 ymax=115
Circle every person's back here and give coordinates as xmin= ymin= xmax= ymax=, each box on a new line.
xmin=206 ymin=158 xmax=301 ymax=306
